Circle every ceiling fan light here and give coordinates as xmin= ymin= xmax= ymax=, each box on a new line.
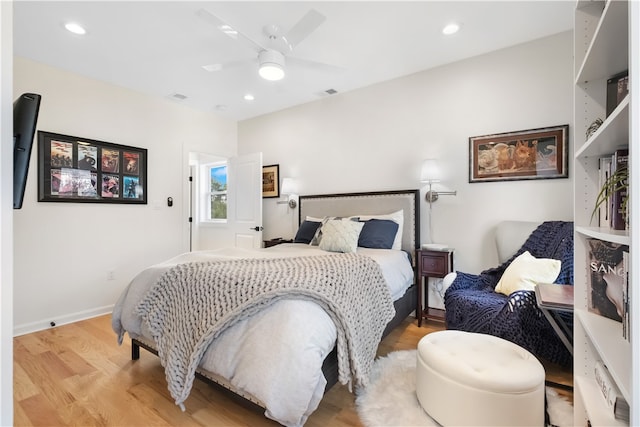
xmin=259 ymin=64 xmax=285 ymax=81
xmin=258 ymin=50 xmax=286 ymax=81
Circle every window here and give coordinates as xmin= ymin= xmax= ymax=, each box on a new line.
xmin=203 ymin=162 xmax=227 ymax=221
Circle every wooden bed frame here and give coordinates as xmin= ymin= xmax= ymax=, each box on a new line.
xmin=131 ymin=189 xmax=420 ymax=411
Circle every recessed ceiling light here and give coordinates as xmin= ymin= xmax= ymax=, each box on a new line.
xmin=64 ymin=22 xmax=86 ymax=35
xmin=442 ymin=23 xmax=460 ymax=35
xmin=244 ymin=94 xmax=255 ymax=101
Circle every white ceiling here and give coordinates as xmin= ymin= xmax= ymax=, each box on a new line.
xmin=13 ymin=1 xmax=575 ymax=122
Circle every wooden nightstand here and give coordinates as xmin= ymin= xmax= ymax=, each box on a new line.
xmin=263 ymin=238 xmax=293 ymax=248
xmin=416 ymin=249 xmax=454 ymax=326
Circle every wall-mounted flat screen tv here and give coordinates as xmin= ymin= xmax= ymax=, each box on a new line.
xmin=13 ymin=93 xmax=41 ymax=209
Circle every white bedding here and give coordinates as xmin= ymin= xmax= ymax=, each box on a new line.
xmin=112 ymin=243 xmax=414 ymax=427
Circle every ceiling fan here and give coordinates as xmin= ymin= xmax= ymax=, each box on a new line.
xmin=197 ymin=8 xmax=339 ymax=81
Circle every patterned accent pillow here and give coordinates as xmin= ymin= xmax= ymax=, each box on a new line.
xmin=319 ymin=219 xmax=365 ymax=253
xmin=309 ymin=217 xmax=331 ymax=246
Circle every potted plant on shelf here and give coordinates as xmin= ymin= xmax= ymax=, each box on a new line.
xmin=591 ymin=163 xmax=629 ymax=228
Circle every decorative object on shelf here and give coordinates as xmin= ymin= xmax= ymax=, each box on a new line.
xmin=37 ymin=131 xmax=147 ymax=204
xmin=420 ymin=159 xmax=456 ymax=244
xmin=468 ymin=124 xmax=569 ymax=183
xmin=262 ymin=164 xmax=280 ymax=198
xmin=277 ymin=177 xmax=298 ymax=208
xmin=591 ymin=149 xmax=629 ymax=229
xmin=606 ymin=70 xmax=629 ymax=117
xmin=594 ymin=361 xmax=630 ymax=421
xmin=585 ymin=118 xmax=603 ymax=140
xmin=586 ymin=238 xmax=628 ymax=323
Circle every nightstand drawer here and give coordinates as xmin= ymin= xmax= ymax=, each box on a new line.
xmin=419 ymin=252 xmax=451 ymax=278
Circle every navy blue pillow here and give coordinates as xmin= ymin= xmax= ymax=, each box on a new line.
xmin=294 ymin=220 xmax=322 ymax=244
xmin=358 ymin=219 xmax=399 ymax=249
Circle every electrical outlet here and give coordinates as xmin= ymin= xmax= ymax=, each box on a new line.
xmin=107 ymin=270 xmax=115 ymax=281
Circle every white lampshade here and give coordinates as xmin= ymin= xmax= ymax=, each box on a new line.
xmin=281 ymin=178 xmax=296 ymax=195
xmin=258 ymin=50 xmax=285 ymax=81
xmin=420 ymin=159 xmax=441 ymax=183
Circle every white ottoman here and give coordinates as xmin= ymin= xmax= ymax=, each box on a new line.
xmin=416 ymin=330 xmax=545 ymax=426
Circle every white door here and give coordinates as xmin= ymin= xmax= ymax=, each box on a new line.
xmin=227 ymin=152 xmax=263 ymax=249
xmin=188 ymin=152 xmax=262 ymax=250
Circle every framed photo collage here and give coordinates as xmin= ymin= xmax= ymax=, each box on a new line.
xmin=37 ymin=131 xmax=147 ymax=204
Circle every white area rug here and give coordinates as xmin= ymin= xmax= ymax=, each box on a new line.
xmin=355 ymin=350 xmax=573 ymax=427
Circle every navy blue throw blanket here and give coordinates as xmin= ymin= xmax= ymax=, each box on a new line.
xmin=444 ymin=221 xmax=573 ymax=366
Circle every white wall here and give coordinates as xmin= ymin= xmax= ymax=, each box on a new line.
xmin=239 ymin=31 xmax=574 ymax=274
xmin=1 ymin=2 xmax=13 ymax=424
xmin=12 ymin=57 xmax=237 ymax=334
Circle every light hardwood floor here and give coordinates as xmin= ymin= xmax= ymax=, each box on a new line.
xmin=14 ymin=314 xmax=573 ymax=426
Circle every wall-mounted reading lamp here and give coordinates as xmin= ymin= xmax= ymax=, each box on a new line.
xmin=278 ymin=177 xmax=297 ymax=209
xmin=420 ymin=159 xmax=457 ymax=245
xmin=421 ymin=159 xmax=457 ymax=203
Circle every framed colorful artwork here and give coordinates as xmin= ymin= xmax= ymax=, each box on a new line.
xmin=38 ymin=131 xmax=147 ymax=204
xmin=469 ymin=125 xmax=569 ymax=183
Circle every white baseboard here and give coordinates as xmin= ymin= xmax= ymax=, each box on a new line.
xmin=13 ymin=304 xmax=114 ymax=337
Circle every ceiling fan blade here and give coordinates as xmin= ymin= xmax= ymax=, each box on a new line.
xmin=282 ymin=9 xmax=326 ymax=52
xmin=202 ymin=58 xmax=255 ymax=73
xmin=287 ymin=56 xmax=345 ymax=74
xmin=196 ymin=8 xmax=266 ymax=53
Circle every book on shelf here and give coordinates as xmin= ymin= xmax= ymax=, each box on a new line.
xmin=610 ymin=148 xmax=628 ymax=231
xmin=622 ymin=250 xmax=630 ymax=341
xmin=535 ymin=283 xmax=573 ymax=311
xmin=586 ymin=238 xmax=628 ymax=323
xmin=598 ymin=156 xmax=612 ymax=228
xmin=606 ymin=70 xmax=629 ymax=117
xmin=594 ymin=361 xmax=630 ymax=421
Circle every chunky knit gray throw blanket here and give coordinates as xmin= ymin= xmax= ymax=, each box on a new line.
xmin=136 ymin=253 xmax=395 ymax=409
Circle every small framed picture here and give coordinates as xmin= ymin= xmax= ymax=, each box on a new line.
xmin=262 ymin=164 xmax=280 ymax=198
xmin=469 ymin=125 xmax=569 ymax=183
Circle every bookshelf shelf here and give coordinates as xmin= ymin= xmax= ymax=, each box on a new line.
xmin=575 ymin=376 xmax=628 ymax=427
xmin=576 ymin=309 xmax=631 ymax=400
xmin=573 ymin=1 xmax=637 ymax=425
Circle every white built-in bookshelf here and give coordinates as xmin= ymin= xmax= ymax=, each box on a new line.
xmin=573 ymin=1 xmax=638 ymax=425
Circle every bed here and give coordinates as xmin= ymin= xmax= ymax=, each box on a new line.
xmin=112 ymin=189 xmax=420 ymax=426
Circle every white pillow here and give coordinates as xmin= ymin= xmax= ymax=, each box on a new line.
xmin=495 ymin=251 xmax=561 ymax=296
xmin=357 ymin=210 xmax=404 ymax=250
xmin=319 ymin=219 xmax=364 ymax=253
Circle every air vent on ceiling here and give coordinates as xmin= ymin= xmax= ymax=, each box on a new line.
xmin=169 ymin=93 xmax=188 ymax=101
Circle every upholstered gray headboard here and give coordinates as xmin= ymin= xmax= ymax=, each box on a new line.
xmin=299 ymin=190 xmax=420 ymax=262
